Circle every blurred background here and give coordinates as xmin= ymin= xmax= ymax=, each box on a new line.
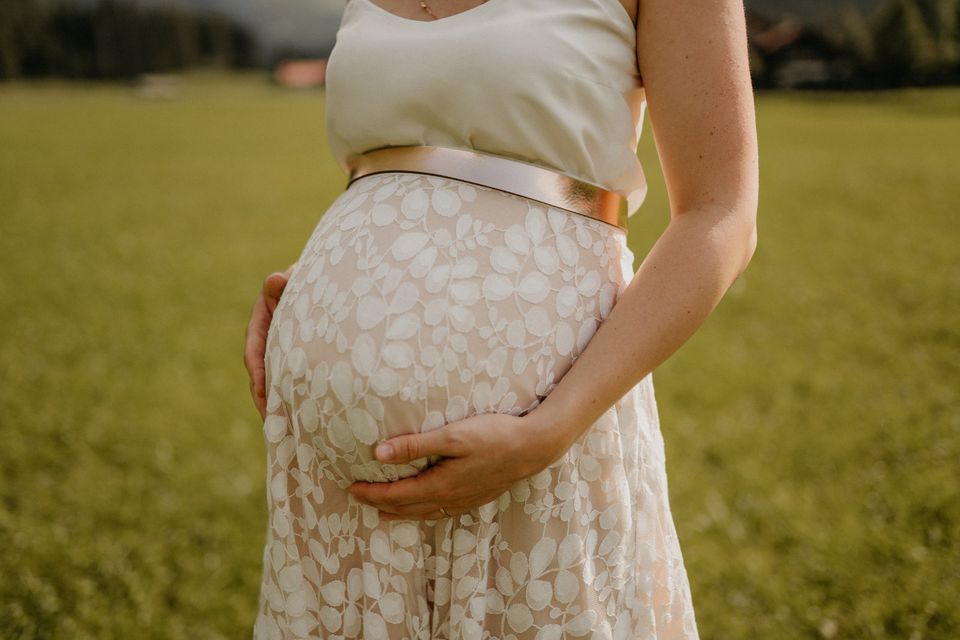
xmin=0 ymin=0 xmax=957 ymax=638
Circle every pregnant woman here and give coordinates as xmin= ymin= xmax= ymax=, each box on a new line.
xmin=244 ymin=0 xmax=758 ymax=637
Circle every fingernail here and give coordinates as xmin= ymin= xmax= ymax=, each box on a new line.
xmin=376 ymin=443 xmax=394 ymax=460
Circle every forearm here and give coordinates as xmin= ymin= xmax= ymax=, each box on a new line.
xmin=527 ymin=203 xmax=757 ymax=464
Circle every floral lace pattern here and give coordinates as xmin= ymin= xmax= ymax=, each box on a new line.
xmin=254 ymin=173 xmax=699 ymax=639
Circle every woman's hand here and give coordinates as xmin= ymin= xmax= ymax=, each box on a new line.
xmin=243 ymin=268 xmax=293 ymax=420
xmin=348 ymin=411 xmax=570 ymax=521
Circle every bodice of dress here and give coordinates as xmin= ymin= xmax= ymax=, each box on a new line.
xmin=324 ymin=0 xmax=649 ymax=216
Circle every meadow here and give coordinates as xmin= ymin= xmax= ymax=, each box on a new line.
xmin=0 ymin=71 xmax=957 ymax=639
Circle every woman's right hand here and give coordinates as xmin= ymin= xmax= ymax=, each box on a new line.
xmin=244 ymin=267 xmax=294 ymax=420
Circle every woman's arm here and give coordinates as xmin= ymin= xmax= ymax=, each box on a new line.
xmin=527 ymin=0 xmax=760 ymax=458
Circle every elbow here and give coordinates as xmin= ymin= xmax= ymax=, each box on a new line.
xmin=744 ymin=221 xmax=758 ymax=267
xmin=735 ymin=212 xmax=758 ymax=278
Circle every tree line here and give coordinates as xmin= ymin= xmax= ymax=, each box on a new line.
xmin=837 ymin=0 xmax=960 ymax=86
xmin=0 ymin=0 xmax=957 ymax=87
xmin=0 ymin=0 xmax=257 ymax=81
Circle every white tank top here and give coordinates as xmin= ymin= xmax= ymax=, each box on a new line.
xmin=324 ymin=0 xmax=649 ymax=216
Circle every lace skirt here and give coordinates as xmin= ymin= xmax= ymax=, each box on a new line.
xmin=253 ymin=172 xmax=699 ymax=639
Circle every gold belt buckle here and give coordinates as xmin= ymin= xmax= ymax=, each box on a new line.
xmin=345 ymin=145 xmax=629 ymax=232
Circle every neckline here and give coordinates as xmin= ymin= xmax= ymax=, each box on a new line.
xmin=354 ymin=0 xmax=501 ymax=25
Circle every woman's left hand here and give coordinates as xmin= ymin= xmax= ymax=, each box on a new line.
xmin=348 ymin=411 xmax=568 ymax=521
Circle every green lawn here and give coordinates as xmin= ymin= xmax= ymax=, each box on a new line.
xmin=1 ymin=71 xmax=957 ymax=639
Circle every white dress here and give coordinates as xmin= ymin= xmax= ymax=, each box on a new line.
xmin=254 ymin=0 xmax=700 ymax=637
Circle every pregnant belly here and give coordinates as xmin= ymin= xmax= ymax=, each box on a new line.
xmin=263 ymin=172 xmax=630 ymax=485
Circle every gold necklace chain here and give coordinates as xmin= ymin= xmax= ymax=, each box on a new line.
xmin=418 ymin=0 xmax=439 ymax=19
xmin=418 ymin=0 xmax=487 ymax=20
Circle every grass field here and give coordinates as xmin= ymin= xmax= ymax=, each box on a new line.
xmin=0 ymin=71 xmax=957 ymax=639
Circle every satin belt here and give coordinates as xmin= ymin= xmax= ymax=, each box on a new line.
xmin=345 ymin=145 xmax=629 ymax=232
